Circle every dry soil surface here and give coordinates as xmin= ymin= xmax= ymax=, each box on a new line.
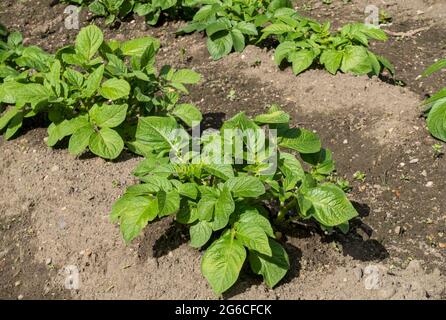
xmin=0 ymin=0 xmax=445 ymax=300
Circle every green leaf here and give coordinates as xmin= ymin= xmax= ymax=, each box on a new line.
xmin=177 ymin=205 xmax=199 ymax=224
xmin=274 ymin=41 xmax=295 ymax=65
xmin=172 ymin=103 xmax=202 ymax=127
xmin=88 ymin=1 xmax=107 ymax=16
xmin=427 ymin=100 xmax=446 ymax=142
xmin=249 ymin=239 xmax=289 ymax=288
xmin=237 ymin=206 xmax=274 ymax=238
xmin=212 ymin=187 xmax=235 ymax=231
xmin=111 ymin=195 xmax=158 ymax=243
xmin=190 ymin=220 xmax=213 ymax=248
xmin=377 ymin=55 xmax=395 ymax=76
xmin=136 ymin=116 xmax=188 ymax=153
xmin=289 ymin=50 xmax=314 ymax=75
xmin=99 ymin=78 xmax=130 ymax=101
xmin=262 ymin=23 xmax=295 ymax=35
xmin=64 ymin=68 xmax=84 ymax=88
xmin=171 ymin=69 xmax=201 ymax=84
xmin=225 ymin=176 xmax=265 ymax=198
xmin=47 ymin=115 xmax=90 ymax=147
xmin=8 ymin=31 xmax=23 ymax=47
xmin=177 ymin=183 xmax=198 ymax=200
xmin=235 ymin=22 xmax=258 ymax=36
xmin=125 ymin=183 xmax=160 ymax=196
xmin=75 ymin=25 xmax=104 ymax=61
xmin=0 ymin=107 xmax=19 ymax=131
xmin=0 ymin=82 xmax=23 ymax=104
xmin=201 ymin=234 xmax=246 ymax=294
xmin=278 ymin=127 xmax=321 ymax=154
xmin=139 ymin=176 xmax=172 ymax=192
xmin=83 ymin=64 xmax=104 ymax=97
xmin=341 ymin=46 xmax=373 ymax=75
xmin=104 ymin=54 xmax=126 ymax=76
xmin=197 ymin=196 xmax=216 ymax=221
xmin=222 ymin=112 xmax=259 ymax=132
xmin=303 ymin=184 xmax=358 ymax=227
xmin=15 ymin=46 xmax=53 ymax=72
xmin=192 ymin=4 xmax=218 ymax=22
xmin=121 ymin=37 xmax=160 ymax=57
xmin=4 ymin=112 xmax=24 ymax=140
xmin=423 ymin=58 xmax=446 ymax=77
xmin=425 ymin=88 xmax=446 ymax=105
xmin=207 ymin=32 xmax=233 ymax=60
xmin=89 ymin=127 xmax=124 ymax=160
xmin=90 ymin=104 xmax=128 ymax=128
xmin=230 ymin=29 xmax=245 ymax=53
xmin=320 ymin=49 xmax=343 ymax=75
xmin=133 ymin=155 xmax=174 ymax=178
xmin=236 ymin=222 xmax=271 ymax=256
xmin=279 ymin=152 xmax=305 ymax=191
xmin=360 ymin=25 xmax=388 ymax=41
xmin=203 ymin=164 xmax=234 ymax=181
xmin=157 ymin=189 xmax=180 ymax=217
xmin=15 ymin=83 xmax=50 ymax=106
xmin=255 ymin=110 xmax=290 ymax=124
xmin=206 ymin=19 xmax=232 ymax=36
xmin=68 ymin=125 xmax=95 ymax=156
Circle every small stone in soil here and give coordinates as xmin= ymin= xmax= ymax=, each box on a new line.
xmin=425 ymin=181 xmax=434 ymax=187
xmin=45 ymin=258 xmax=52 ymax=265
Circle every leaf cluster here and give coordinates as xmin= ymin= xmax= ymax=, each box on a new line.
xmin=0 ymin=25 xmax=201 ymax=159
xmin=60 ymin=0 xmax=393 ymax=76
xmin=111 ymin=105 xmax=358 ymax=294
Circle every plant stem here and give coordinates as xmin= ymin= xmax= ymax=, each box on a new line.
xmin=276 ymin=198 xmax=297 ymax=222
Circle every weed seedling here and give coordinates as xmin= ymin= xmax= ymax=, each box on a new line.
xmin=432 ymin=143 xmax=444 ymax=158
xmin=227 ymin=89 xmax=237 ymax=101
xmin=336 ymin=178 xmax=352 ymax=192
xmin=353 ymin=171 xmax=366 ymax=182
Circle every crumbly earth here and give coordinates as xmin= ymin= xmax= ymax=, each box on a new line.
xmin=0 ymin=0 xmax=445 ymax=300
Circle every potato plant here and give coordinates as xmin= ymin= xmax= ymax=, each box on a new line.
xmin=181 ymin=0 xmax=393 ymax=76
xmin=59 ymin=0 xmax=393 ymax=77
xmin=0 ymin=25 xmax=201 ymax=159
xmin=422 ymin=58 xmax=446 ymax=142
xmin=0 ymin=30 xmax=53 ymax=84
xmin=111 ymin=105 xmax=358 ymax=294
xmin=62 ymin=0 xmax=190 ymax=25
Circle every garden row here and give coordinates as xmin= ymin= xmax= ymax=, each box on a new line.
xmin=0 ymin=0 xmax=444 ymax=295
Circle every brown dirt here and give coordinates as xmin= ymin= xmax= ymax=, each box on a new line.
xmin=0 ymin=0 xmax=445 ymax=300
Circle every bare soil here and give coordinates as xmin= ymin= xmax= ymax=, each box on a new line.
xmin=0 ymin=0 xmax=445 ymax=300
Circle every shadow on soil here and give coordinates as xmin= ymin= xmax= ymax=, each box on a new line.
xmin=136 ymin=201 xmax=387 ymax=297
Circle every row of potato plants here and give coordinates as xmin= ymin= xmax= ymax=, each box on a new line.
xmin=62 ymin=0 xmax=395 ymax=76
